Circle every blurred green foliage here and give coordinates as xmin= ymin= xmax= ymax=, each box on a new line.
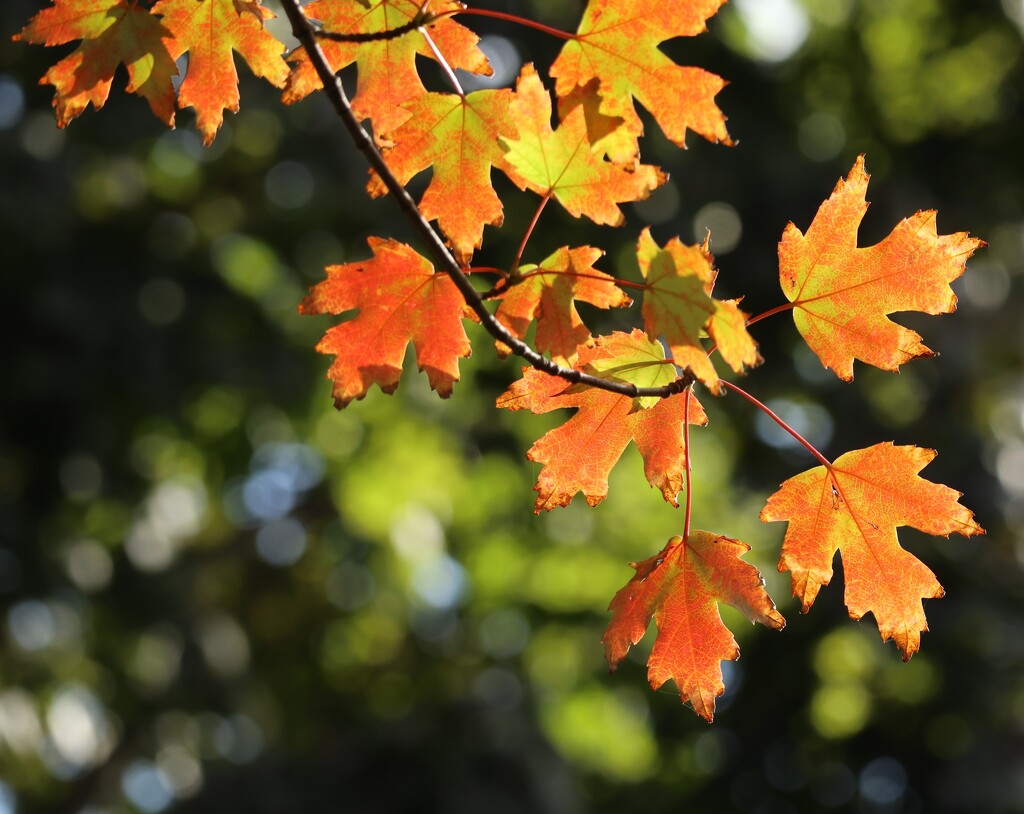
xmin=2 ymin=0 xmax=1024 ymax=812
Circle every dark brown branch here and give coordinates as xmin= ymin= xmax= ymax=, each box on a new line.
xmin=278 ymin=0 xmax=693 ymax=400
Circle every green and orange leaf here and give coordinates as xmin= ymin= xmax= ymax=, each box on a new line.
xmin=550 ymin=0 xmax=732 ymax=149
xmin=151 ymin=0 xmax=289 ymax=145
xmin=604 ymin=531 xmax=785 ymax=721
xmin=638 ymin=228 xmax=761 ymax=394
xmin=283 ymin=0 xmax=490 ymax=139
xmin=14 ymin=0 xmax=178 ymax=129
xmin=761 ymin=443 xmax=984 ymax=659
xmin=497 ymin=330 xmax=705 ymax=511
xmin=368 ymin=88 xmax=516 ymax=264
xmin=778 ymin=156 xmax=984 ymax=381
xmin=501 ymin=65 xmax=666 ymax=225
xmin=300 ymin=237 xmax=476 ymax=407
xmin=494 ymin=246 xmax=631 ymax=365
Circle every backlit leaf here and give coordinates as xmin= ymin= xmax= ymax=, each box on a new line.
xmin=550 ymin=0 xmax=732 ymax=149
xmin=761 ymin=443 xmax=984 ymax=659
xmin=778 ymin=156 xmax=984 ymax=380
xmin=604 ymin=531 xmax=785 ymax=721
xmin=497 ymin=330 xmax=705 ymax=511
xmin=300 ymin=237 xmax=475 ymax=407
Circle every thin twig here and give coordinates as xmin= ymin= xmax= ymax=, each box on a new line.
xmin=279 ymin=0 xmax=693 ymax=400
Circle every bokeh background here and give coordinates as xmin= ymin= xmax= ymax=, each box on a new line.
xmin=3 ymin=0 xmax=1024 ymax=811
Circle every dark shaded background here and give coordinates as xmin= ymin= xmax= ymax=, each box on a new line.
xmin=2 ymin=0 xmax=1024 ymax=811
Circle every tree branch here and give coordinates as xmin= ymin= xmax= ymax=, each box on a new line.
xmin=278 ymin=0 xmax=692 ymax=400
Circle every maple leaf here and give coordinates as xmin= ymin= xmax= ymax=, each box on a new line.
xmin=638 ymin=228 xmax=761 ymax=394
xmin=151 ymin=0 xmax=289 ymax=145
xmin=300 ymin=237 xmax=476 ymax=407
xmin=14 ymin=0 xmax=178 ymax=129
xmin=761 ymin=443 xmax=984 ymax=659
xmin=501 ymin=65 xmax=666 ymax=225
xmin=494 ymin=246 xmax=631 ymax=365
xmin=497 ymin=330 xmax=706 ymax=511
xmin=283 ymin=0 xmax=491 ymax=139
xmin=367 ymin=88 xmax=516 ymax=264
xmin=604 ymin=531 xmax=785 ymax=721
xmin=779 ymin=155 xmax=984 ymax=381
xmin=550 ymin=0 xmax=732 ymax=150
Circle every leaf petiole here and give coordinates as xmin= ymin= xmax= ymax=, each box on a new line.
xmin=445 ymin=7 xmax=577 ymax=41
xmin=721 ymin=381 xmax=832 ymax=469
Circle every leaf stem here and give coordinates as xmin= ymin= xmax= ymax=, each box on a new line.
xmin=511 ymin=193 xmax=551 ymax=278
xmin=720 ymin=381 xmax=832 ymax=468
xmin=419 ymin=25 xmax=465 ymax=97
xmin=447 ymin=7 xmax=577 ymax=40
xmin=745 ymin=301 xmax=796 ymax=329
xmin=279 ymin=0 xmax=691 ymax=401
xmin=520 ymin=268 xmax=648 ymax=292
xmin=683 ymin=385 xmax=693 ymax=542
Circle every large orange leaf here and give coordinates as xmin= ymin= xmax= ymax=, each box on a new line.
xmin=497 ymin=330 xmax=706 ymax=512
xmin=283 ymin=0 xmax=490 ymax=138
xmin=501 ymin=65 xmax=665 ymax=225
xmin=367 ymin=89 xmax=516 ymax=264
xmin=151 ymin=0 xmax=289 ymax=145
xmin=604 ymin=531 xmax=785 ymax=721
xmin=779 ymin=156 xmax=984 ymax=380
xmin=761 ymin=443 xmax=984 ymax=659
xmin=300 ymin=237 xmax=475 ymax=407
xmin=550 ymin=0 xmax=732 ymax=150
xmin=494 ymin=246 xmax=630 ymax=365
xmin=638 ymin=229 xmax=761 ymax=394
xmin=14 ymin=0 xmax=178 ymax=129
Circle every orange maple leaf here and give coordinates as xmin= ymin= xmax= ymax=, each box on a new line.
xmin=501 ymin=65 xmax=666 ymax=225
xmin=151 ymin=0 xmax=289 ymax=145
xmin=557 ymin=79 xmax=643 ymax=165
xmin=284 ymin=0 xmax=491 ymax=139
xmin=779 ymin=156 xmax=984 ymax=381
xmin=761 ymin=443 xmax=984 ymax=659
xmin=494 ymin=246 xmax=631 ymax=365
xmin=367 ymin=89 xmax=516 ymax=264
xmin=638 ymin=229 xmax=761 ymax=394
xmin=300 ymin=237 xmax=476 ymax=407
xmin=550 ymin=0 xmax=732 ymax=149
xmin=604 ymin=531 xmax=785 ymax=721
xmin=14 ymin=0 xmax=178 ymax=129
xmin=497 ymin=330 xmax=706 ymax=512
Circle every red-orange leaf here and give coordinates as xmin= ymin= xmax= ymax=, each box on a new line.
xmin=497 ymin=330 xmax=706 ymax=512
xmin=761 ymin=443 xmax=984 ymax=659
xmin=14 ymin=0 xmax=178 ymax=129
xmin=300 ymin=237 xmax=475 ymax=407
xmin=501 ymin=65 xmax=665 ymax=225
xmin=283 ymin=0 xmax=490 ymax=139
xmin=151 ymin=0 xmax=288 ymax=145
xmin=604 ymin=531 xmax=785 ymax=721
xmin=494 ymin=246 xmax=630 ymax=365
xmin=367 ymin=89 xmax=516 ymax=264
xmin=550 ymin=0 xmax=732 ymax=149
xmin=638 ymin=229 xmax=761 ymax=394
xmin=779 ymin=155 xmax=984 ymax=380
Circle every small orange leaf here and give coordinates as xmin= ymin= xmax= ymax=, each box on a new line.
xmin=497 ymin=330 xmax=705 ymax=511
xmin=300 ymin=238 xmax=475 ymax=407
xmin=368 ymin=88 xmax=516 ymax=264
xmin=761 ymin=443 xmax=984 ymax=659
xmin=495 ymin=246 xmax=630 ymax=365
xmin=152 ymin=0 xmax=289 ymax=145
xmin=604 ymin=531 xmax=785 ymax=721
xmin=14 ymin=0 xmax=178 ymax=129
xmin=779 ymin=155 xmax=984 ymax=380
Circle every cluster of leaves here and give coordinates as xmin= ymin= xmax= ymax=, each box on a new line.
xmin=16 ymin=0 xmax=986 ymax=720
